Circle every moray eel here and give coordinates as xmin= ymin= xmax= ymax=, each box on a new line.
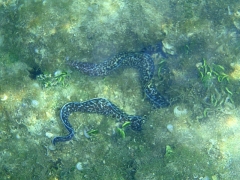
xmin=53 ymin=51 xmax=169 ymax=145
xmin=69 ymin=52 xmax=169 ymax=108
xmin=52 ymin=98 xmax=144 ymax=145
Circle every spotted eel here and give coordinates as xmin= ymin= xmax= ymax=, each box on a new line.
xmin=52 ymin=98 xmax=144 ymax=145
xmin=69 ymin=52 xmax=169 ymax=108
xmin=53 ymin=52 xmax=169 ymax=145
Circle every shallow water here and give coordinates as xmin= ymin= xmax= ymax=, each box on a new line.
xmin=0 ymin=0 xmax=240 ymax=179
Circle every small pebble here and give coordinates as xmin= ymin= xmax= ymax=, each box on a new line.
xmin=83 ymin=129 xmax=90 ymax=139
xmin=45 ymin=132 xmax=54 ymax=138
xmin=48 ymin=144 xmax=56 ymax=151
xmin=54 ymin=70 xmax=62 ymax=77
xmin=31 ymin=100 xmax=39 ymax=107
xmin=167 ymin=124 xmax=174 ymax=133
xmin=174 ymin=106 xmax=187 ymax=117
xmin=16 ymin=134 xmax=21 ymax=139
xmin=1 ymin=94 xmax=8 ymax=101
xmin=76 ymin=162 xmax=83 ymax=171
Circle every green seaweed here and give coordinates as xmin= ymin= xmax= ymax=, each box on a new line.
xmin=37 ymin=71 xmax=69 ymax=88
xmin=117 ymin=127 xmax=126 ymax=138
xmin=197 ymin=58 xmax=233 ymax=103
xmin=116 ymin=121 xmax=131 ymax=138
xmin=165 ymin=145 xmax=174 ymax=158
xmin=87 ymin=129 xmax=99 ymax=135
xmin=197 ymin=58 xmax=229 ymax=86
